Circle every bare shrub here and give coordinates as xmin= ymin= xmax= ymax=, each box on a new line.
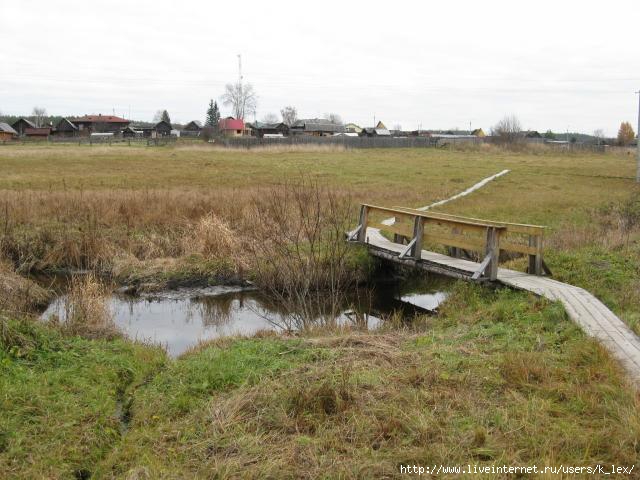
xmin=60 ymin=274 xmax=119 ymax=339
xmin=244 ymin=177 xmax=354 ymax=330
xmin=490 ymin=115 xmax=523 ymax=145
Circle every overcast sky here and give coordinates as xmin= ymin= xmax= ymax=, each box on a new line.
xmin=2 ymin=0 xmax=639 ymax=135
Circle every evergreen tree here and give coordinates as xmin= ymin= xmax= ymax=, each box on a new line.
xmin=205 ymin=99 xmax=220 ymax=128
xmin=160 ymin=110 xmax=171 ymax=124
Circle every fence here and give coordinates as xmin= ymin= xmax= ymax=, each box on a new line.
xmin=217 ymin=136 xmax=457 ymax=149
xmin=1 ymin=136 xmax=177 ymax=146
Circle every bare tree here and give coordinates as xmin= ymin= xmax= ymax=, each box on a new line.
xmin=491 ymin=115 xmax=522 ymax=144
xmin=593 ymin=129 xmax=605 ymax=145
xmin=221 ymin=82 xmax=257 ymax=120
xmin=324 ymin=113 xmax=343 ymax=125
xmin=280 ymin=106 xmax=298 ymax=126
xmin=32 ymin=106 xmax=46 ymax=127
xmin=260 ymin=112 xmax=279 ymax=124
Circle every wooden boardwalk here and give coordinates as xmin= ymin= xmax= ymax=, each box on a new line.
xmin=350 ymin=206 xmax=640 ymax=388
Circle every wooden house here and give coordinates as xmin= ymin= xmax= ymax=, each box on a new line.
xmin=55 ymin=118 xmax=79 ymax=137
xmin=471 ymin=128 xmax=485 ymax=137
xmin=248 ymin=121 xmax=289 ymax=138
xmin=0 ymin=122 xmax=17 ymax=141
xmin=11 ymin=118 xmax=36 ymax=136
xmin=344 ymin=123 xmax=362 ymax=134
xmin=289 ymin=118 xmax=345 ymax=136
xmin=182 ymin=120 xmax=203 ymax=137
xmin=69 ymin=114 xmax=130 ymax=136
xmin=24 ymin=127 xmax=51 ymax=139
xmin=360 ymin=121 xmax=391 ymax=137
xmin=154 ymin=120 xmax=172 ymax=137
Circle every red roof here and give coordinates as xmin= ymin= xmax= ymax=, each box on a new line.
xmin=218 ymin=118 xmax=245 ymax=130
xmin=25 ymin=127 xmax=51 ymax=136
xmin=71 ymin=115 xmax=129 ymax=123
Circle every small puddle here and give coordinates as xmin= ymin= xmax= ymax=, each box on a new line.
xmin=40 ymin=277 xmax=450 ymax=357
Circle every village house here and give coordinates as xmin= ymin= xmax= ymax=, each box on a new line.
xmin=218 ymin=117 xmax=249 ymax=137
xmin=360 ymin=121 xmax=391 ymax=137
xmin=69 ymin=114 xmax=130 ymax=136
xmin=289 ymin=118 xmax=345 ymax=136
xmin=24 ymin=127 xmax=51 ymax=139
xmin=154 ymin=120 xmax=172 ymax=137
xmin=247 ymin=121 xmax=289 ymax=138
xmin=11 ymin=118 xmax=36 ymax=136
xmin=0 ymin=122 xmax=18 ymax=141
xmin=344 ymin=123 xmax=362 ymax=134
xmin=182 ymin=120 xmax=203 ymax=137
xmin=55 ymin=118 xmax=79 ymax=137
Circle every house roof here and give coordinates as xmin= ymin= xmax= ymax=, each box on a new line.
xmin=12 ymin=118 xmax=36 ymax=129
xmin=362 ymin=127 xmax=391 ymax=136
xmin=57 ymin=118 xmax=78 ymax=130
xmin=0 ymin=122 xmax=18 ymax=134
xmin=70 ymin=115 xmax=130 ymax=123
xmin=219 ymin=118 xmax=245 ymax=130
xmin=248 ymin=121 xmax=287 ymax=130
xmin=24 ymin=127 xmax=51 ymax=135
xmin=185 ymin=120 xmax=203 ymax=129
xmin=155 ymin=120 xmax=172 ymax=129
xmin=291 ymin=118 xmax=345 ymax=133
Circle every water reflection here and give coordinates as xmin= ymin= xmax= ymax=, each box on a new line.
xmin=41 ymin=277 xmax=450 ymax=357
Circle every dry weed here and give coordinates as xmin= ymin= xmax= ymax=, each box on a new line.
xmin=59 ymin=273 xmax=119 ymax=339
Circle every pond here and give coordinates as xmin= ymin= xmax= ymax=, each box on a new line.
xmin=40 ymin=276 xmax=451 ymax=357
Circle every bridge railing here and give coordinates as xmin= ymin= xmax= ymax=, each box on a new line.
xmin=348 ymin=204 xmax=549 ymax=280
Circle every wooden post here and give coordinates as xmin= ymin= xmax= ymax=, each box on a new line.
xmin=485 ymin=227 xmax=500 ymax=281
xmin=528 ymin=234 xmax=543 ymax=276
xmin=410 ymin=216 xmax=424 ymax=260
xmin=356 ymin=205 xmax=369 ymax=243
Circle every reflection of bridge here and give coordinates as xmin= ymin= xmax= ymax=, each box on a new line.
xmin=348 ymin=204 xmax=640 ymax=388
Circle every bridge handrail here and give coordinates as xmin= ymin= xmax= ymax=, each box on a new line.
xmin=352 ymin=203 xmax=550 ymax=279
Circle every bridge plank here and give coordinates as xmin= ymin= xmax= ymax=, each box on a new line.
xmin=357 ymin=226 xmax=640 ymax=389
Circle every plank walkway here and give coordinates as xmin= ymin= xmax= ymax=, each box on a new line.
xmin=364 ymin=227 xmax=640 ymax=388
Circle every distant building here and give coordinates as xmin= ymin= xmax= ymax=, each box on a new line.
xmin=54 ymin=118 xmax=80 ymax=137
xmin=69 ymin=114 xmax=130 ymax=136
xmin=248 ymin=121 xmax=289 ymax=138
xmin=360 ymin=121 xmax=391 ymax=137
xmin=24 ymin=127 xmax=51 ymax=139
xmin=471 ymin=128 xmax=485 ymax=137
xmin=0 ymin=122 xmax=17 ymax=141
xmin=289 ymin=118 xmax=345 ymax=136
xmin=218 ymin=117 xmax=249 ymax=137
xmin=11 ymin=118 xmax=36 ymax=136
xmin=154 ymin=120 xmax=173 ymax=137
xmin=122 ymin=126 xmax=142 ymax=138
xmin=182 ymin=120 xmax=203 ymax=137
xmin=344 ymin=123 xmax=362 ymax=134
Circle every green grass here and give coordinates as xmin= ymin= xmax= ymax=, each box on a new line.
xmin=1 ymin=144 xmax=640 ymax=477
xmin=0 ymin=317 xmax=166 ymax=479
xmin=2 ymin=285 xmax=639 ymax=478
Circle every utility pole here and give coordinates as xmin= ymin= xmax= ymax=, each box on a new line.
xmin=237 ymin=54 xmax=243 ymax=119
xmin=636 ymin=91 xmax=640 ymax=182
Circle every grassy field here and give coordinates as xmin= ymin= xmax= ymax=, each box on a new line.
xmin=1 ymin=143 xmax=639 ymax=478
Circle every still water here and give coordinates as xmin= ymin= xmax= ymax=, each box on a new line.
xmin=41 ymin=278 xmax=449 ymax=357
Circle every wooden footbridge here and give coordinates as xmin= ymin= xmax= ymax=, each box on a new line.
xmin=348 ymin=203 xmax=640 ymax=388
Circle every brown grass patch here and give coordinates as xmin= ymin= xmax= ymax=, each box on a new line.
xmin=57 ymin=273 xmax=119 ymax=339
